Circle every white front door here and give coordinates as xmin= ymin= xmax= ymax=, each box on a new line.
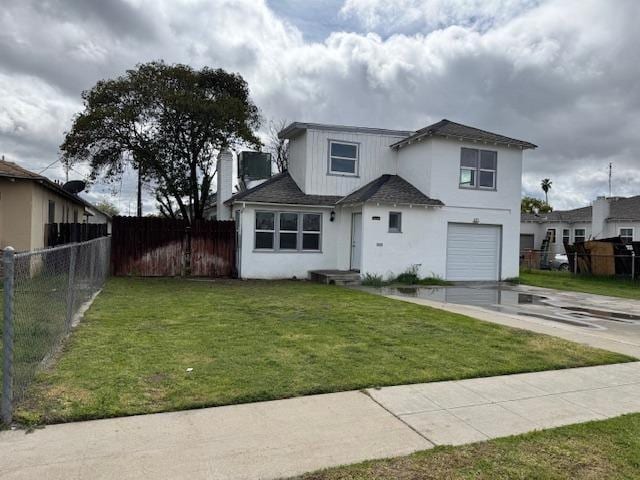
xmin=350 ymin=213 xmax=362 ymax=271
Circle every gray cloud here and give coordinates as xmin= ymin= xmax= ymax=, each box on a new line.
xmin=0 ymin=0 xmax=639 ymax=213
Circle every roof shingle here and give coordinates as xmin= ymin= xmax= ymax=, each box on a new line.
xmin=338 ymin=175 xmax=444 ymax=207
xmin=226 ymin=172 xmax=342 ymax=206
xmin=521 ymin=196 xmax=640 ymax=223
xmin=391 ymin=119 xmax=537 ymax=150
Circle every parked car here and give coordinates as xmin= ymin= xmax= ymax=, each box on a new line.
xmin=551 ymin=253 xmax=569 ymax=271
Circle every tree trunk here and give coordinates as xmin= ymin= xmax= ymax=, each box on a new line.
xmin=137 ymin=166 xmax=143 ymax=217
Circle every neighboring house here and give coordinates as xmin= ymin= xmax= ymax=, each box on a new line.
xmin=216 ymin=119 xmax=536 ymax=281
xmin=0 ymin=159 xmax=112 ymax=251
xmin=521 ymin=195 xmax=640 ymax=255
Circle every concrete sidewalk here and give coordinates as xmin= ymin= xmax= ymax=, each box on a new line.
xmin=2 ymin=362 xmax=640 ymax=480
xmin=368 ymin=361 xmax=640 ymax=445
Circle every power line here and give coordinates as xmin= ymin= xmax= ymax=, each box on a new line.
xmin=37 ymin=159 xmax=60 ymax=174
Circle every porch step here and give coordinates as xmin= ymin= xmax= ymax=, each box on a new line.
xmin=309 ymin=270 xmax=361 ymax=286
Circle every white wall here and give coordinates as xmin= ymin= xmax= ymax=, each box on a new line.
xmin=520 ymin=221 xmax=593 ymax=254
xmin=302 ymin=129 xmax=404 ymax=196
xmin=360 ymin=203 xmax=520 ymax=280
xmin=288 ymin=131 xmax=307 ymax=189
xmin=607 ymin=221 xmax=640 ymax=241
xmin=237 ymin=203 xmax=344 ymax=279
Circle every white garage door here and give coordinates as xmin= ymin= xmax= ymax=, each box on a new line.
xmin=446 ymin=223 xmax=501 ymax=281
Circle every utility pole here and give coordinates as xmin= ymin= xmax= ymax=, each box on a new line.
xmin=608 ymin=162 xmax=612 ymax=197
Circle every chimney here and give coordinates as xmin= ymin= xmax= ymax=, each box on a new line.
xmin=216 ymin=149 xmax=233 ymax=220
xmin=591 ymin=196 xmax=611 ymax=239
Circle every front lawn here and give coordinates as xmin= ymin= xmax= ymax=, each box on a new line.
xmin=295 ymin=413 xmax=640 ymax=480
xmin=519 ymin=269 xmax=640 ymax=300
xmin=17 ymin=278 xmax=631 ymax=424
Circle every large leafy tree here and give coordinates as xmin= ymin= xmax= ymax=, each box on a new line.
xmin=521 ymin=195 xmax=553 ymax=214
xmin=61 ymin=61 xmax=261 ymax=221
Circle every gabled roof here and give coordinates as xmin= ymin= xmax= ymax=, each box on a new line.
xmin=338 ymin=175 xmax=444 ymax=207
xmin=226 ymin=172 xmax=342 ymax=206
xmin=278 ymin=122 xmax=413 ymax=140
xmin=522 ymin=206 xmax=592 ymax=223
xmin=0 ymin=159 xmax=44 ymax=180
xmin=521 ymin=196 xmax=640 ymax=224
xmin=390 ymin=119 xmax=537 ymax=150
xmin=0 ymin=159 xmax=109 ymax=215
xmin=609 ymin=195 xmax=640 ymax=221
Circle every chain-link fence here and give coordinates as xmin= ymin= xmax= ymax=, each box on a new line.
xmin=2 ymin=237 xmax=111 ymax=424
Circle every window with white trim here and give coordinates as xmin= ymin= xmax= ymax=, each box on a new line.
xmin=546 ymin=228 xmax=556 ymax=243
xmin=562 ymin=228 xmax=570 ymax=244
xmin=328 ymin=141 xmax=358 ymax=175
xmin=620 ymin=228 xmax=633 ymax=243
xmin=255 ymin=212 xmax=275 ymax=249
xmin=459 ymin=148 xmax=497 ymax=189
xmin=574 ymin=228 xmax=586 ymax=243
xmin=255 ymin=211 xmax=322 ymax=251
xmin=388 ymin=212 xmax=402 ymax=233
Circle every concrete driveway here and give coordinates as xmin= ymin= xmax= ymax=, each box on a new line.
xmin=366 ymin=284 xmax=640 ymax=357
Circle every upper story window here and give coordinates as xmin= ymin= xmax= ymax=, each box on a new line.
xmin=459 ymin=148 xmax=497 ymax=190
xmin=620 ymin=228 xmax=633 ymax=243
xmin=328 ymin=140 xmax=359 ymax=176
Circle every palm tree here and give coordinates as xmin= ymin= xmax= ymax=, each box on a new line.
xmin=541 ymin=178 xmax=552 ymax=204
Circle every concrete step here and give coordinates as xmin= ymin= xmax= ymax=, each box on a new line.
xmin=309 ymin=270 xmax=361 ymax=285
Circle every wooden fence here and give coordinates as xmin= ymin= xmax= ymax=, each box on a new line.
xmin=45 ymin=223 xmax=109 ymax=247
xmin=110 ymin=216 xmax=236 ymax=277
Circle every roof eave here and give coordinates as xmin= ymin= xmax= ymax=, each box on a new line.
xmin=226 ymin=200 xmax=336 ymax=208
xmin=391 ymin=132 xmax=537 ymax=150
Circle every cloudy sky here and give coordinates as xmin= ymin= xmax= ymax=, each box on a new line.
xmin=2 ymin=0 xmax=639 ymax=213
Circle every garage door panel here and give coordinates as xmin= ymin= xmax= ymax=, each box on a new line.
xmin=446 ymin=224 xmax=501 ymax=281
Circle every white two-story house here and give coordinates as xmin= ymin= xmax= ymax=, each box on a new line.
xmin=215 ymin=120 xmax=536 ymax=281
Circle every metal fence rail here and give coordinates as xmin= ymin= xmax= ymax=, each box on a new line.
xmin=1 ymin=237 xmax=111 ymax=424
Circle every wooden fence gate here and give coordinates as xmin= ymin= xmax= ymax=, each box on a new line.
xmin=111 ymin=216 xmax=236 ymax=277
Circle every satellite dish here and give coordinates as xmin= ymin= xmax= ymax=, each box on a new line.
xmin=62 ymin=180 xmax=86 ymax=194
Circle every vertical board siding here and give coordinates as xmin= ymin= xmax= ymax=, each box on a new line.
xmin=111 ymin=217 xmax=235 ymax=277
xmin=303 ymin=130 xmax=404 ymax=196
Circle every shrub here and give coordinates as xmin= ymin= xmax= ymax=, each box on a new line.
xmin=394 ymin=265 xmax=420 ymax=285
xmin=361 ymin=273 xmax=386 ymax=287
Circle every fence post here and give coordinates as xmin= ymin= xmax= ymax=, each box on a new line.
xmin=633 ymin=252 xmax=636 ymax=281
xmin=65 ymin=244 xmax=78 ymax=330
xmin=574 ymin=252 xmax=578 ymax=275
xmin=2 ymin=247 xmax=15 ymax=425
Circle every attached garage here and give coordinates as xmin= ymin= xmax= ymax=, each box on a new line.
xmin=446 ymin=223 xmax=502 ymax=281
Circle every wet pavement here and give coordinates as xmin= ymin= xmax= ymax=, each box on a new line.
xmin=359 ymin=284 xmax=640 ymax=355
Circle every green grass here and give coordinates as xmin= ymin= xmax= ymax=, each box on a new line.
xmin=295 ymin=413 xmax=640 ymax=479
xmin=519 ymin=269 xmax=640 ymax=300
xmin=16 ymin=278 xmax=631 ymax=424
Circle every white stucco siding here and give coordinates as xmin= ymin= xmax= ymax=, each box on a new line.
xmin=427 ymin=138 xmax=523 ymax=211
xmin=287 ymin=131 xmax=307 ymax=189
xmin=302 ymin=129 xmax=403 ymax=196
xmin=360 ymin=204 xmax=519 ymax=280
xmin=236 ymin=204 xmax=344 ymax=279
xmin=605 ymin=221 xmax=640 ymax=240
xmin=520 ymin=221 xmax=594 ymax=255
xmin=396 ymin=141 xmax=433 ymax=197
